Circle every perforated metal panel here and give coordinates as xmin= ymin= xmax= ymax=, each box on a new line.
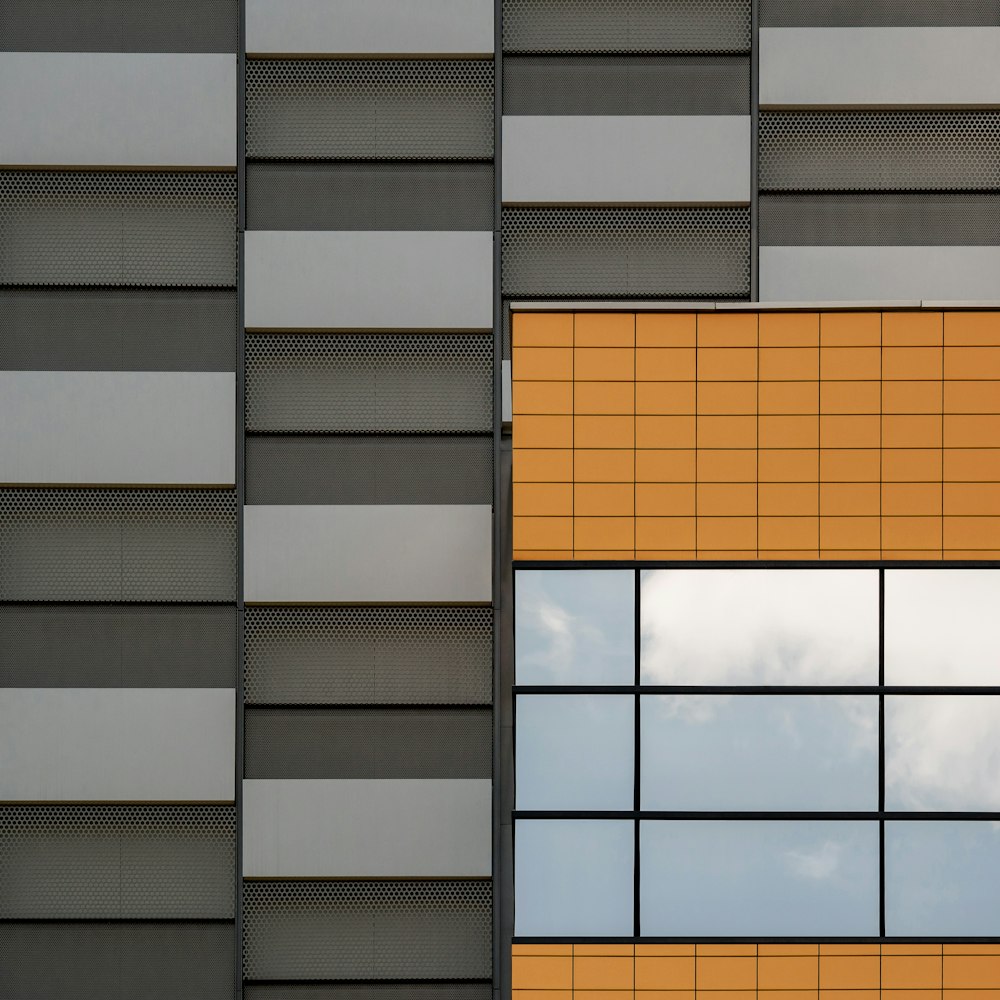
xmin=759 ymin=193 xmax=1000 ymax=246
xmin=245 ymin=334 xmax=493 ymax=434
xmin=245 ymin=436 xmax=493 ymax=505
xmin=0 ymin=171 xmax=236 ymax=287
xmin=0 ymin=0 xmax=237 ymax=52
xmin=244 ymin=607 xmax=492 ymax=705
xmin=0 ymin=805 xmax=235 ymax=919
xmin=246 ymin=60 xmax=494 ymax=160
xmin=243 ymin=707 xmax=492 ymax=779
xmin=245 ymin=986 xmax=492 ymax=1000
xmin=0 ymin=605 xmax=236 ymax=686
xmin=242 ymin=879 xmax=492 ymax=981
xmin=502 ymin=207 xmax=751 ymax=297
xmin=503 ymin=0 xmax=751 ymax=53
xmin=760 ymin=112 xmax=1000 ymax=192
xmin=247 ymin=163 xmax=493 ymax=231
xmin=0 ymin=487 xmax=237 ymax=602
xmin=0 ymin=288 xmax=236 ymax=370
xmin=0 ymin=922 xmax=236 ymax=1000
xmin=503 ymin=56 xmax=750 ymax=115
xmin=760 ymin=0 xmax=1000 ymax=27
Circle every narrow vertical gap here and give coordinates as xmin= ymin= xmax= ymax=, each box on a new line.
xmin=940 ymin=313 xmax=945 ymax=561
xmin=633 ymin=568 xmax=641 ymax=938
xmin=694 ymin=314 xmax=700 ymax=557
xmin=754 ymin=313 xmax=760 ymax=559
xmin=878 ymin=567 xmax=886 ymax=939
xmin=878 ymin=312 xmax=883 ymax=560
xmin=571 ymin=312 xmax=575 ymax=559
xmin=633 ymin=313 xmax=637 ymax=560
xmin=749 ymin=0 xmax=759 ymax=302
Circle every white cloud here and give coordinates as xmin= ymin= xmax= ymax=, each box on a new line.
xmin=785 ymin=839 xmax=843 ymax=881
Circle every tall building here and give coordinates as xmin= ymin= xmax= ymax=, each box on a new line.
xmin=1 ymin=3 xmax=998 ymax=1000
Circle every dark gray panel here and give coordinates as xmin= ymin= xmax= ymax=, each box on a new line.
xmin=502 ymin=206 xmax=751 ymax=298
xmin=0 ymin=171 xmax=237 ymax=287
xmin=245 ymin=606 xmax=492 ymax=705
xmin=247 ymin=163 xmax=493 ymax=231
xmin=0 ymin=289 xmax=235 ymax=371
xmin=246 ymin=59 xmax=494 ymax=160
xmin=503 ymin=56 xmax=749 ymax=115
xmin=0 ymin=0 xmax=237 ymax=52
xmin=244 ymin=707 xmax=492 ymax=778
xmin=0 ymin=922 xmax=235 ymax=1000
xmin=0 ymin=605 xmax=236 ymax=687
xmin=0 ymin=805 xmax=235 ymax=918
xmin=760 ymin=0 xmax=1000 ymax=27
xmin=759 ymin=193 xmax=1000 ymax=246
xmin=502 ymin=0 xmax=751 ymax=53
xmin=242 ymin=880 xmax=491 ymax=981
xmin=245 ymin=436 xmax=493 ymax=505
xmin=759 ymin=112 xmax=1000 ymax=193
xmin=246 ymin=333 xmax=492 ymax=434
xmin=245 ymin=986 xmax=492 ymax=1000
xmin=0 ymin=488 xmax=237 ymax=602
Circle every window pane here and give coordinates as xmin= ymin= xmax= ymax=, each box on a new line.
xmin=885 ymin=695 xmax=1000 ymax=811
xmin=885 ymin=569 xmax=1000 ymax=684
xmin=640 ymin=569 xmax=878 ymax=685
xmin=886 ymin=821 xmax=1000 ymax=936
xmin=515 ymin=820 xmax=633 ymax=936
xmin=641 ymin=695 xmax=877 ymax=810
xmin=515 ymin=570 xmax=634 ymax=685
xmin=640 ymin=820 xmax=879 ymax=936
xmin=516 ymin=695 xmax=634 ymax=810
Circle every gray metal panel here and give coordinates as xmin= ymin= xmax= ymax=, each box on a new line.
xmin=502 ymin=56 xmax=750 ymax=115
xmin=0 ymin=288 xmax=236 ymax=371
xmin=246 ymin=0 xmax=494 ymax=54
xmin=0 ymin=688 xmax=234 ymax=801
xmin=243 ymin=504 xmax=492 ymax=603
xmin=759 ymin=193 xmax=1000 ymax=245
xmin=245 ymin=59 xmax=493 ymax=160
xmin=244 ymin=606 xmax=492 ymax=705
xmin=246 ymin=333 xmax=493 ymax=433
xmin=0 ymin=372 xmax=235 ymax=485
xmin=245 ymin=436 xmax=493 ymax=505
xmin=501 ymin=206 xmax=751 ymax=298
xmin=0 ymin=54 xmax=236 ymax=167
xmin=0 ymin=805 xmax=235 ymax=918
xmin=242 ymin=779 xmax=492 ymax=876
xmin=243 ymin=708 xmax=491 ymax=779
xmin=760 ymin=245 xmax=1000 ymax=301
xmin=760 ymin=28 xmax=1000 ymax=106
xmin=502 ymin=360 xmax=512 ymax=422
xmin=502 ymin=0 xmax=751 ymax=53
xmin=760 ymin=0 xmax=1000 ymax=28
xmin=0 ymin=0 xmax=238 ymax=53
xmin=244 ymin=232 xmax=493 ymax=330
xmin=0 ymin=171 xmax=237 ymax=287
xmin=247 ymin=163 xmax=493 ymax=231
xmin=502 ymin=116 xmax=750 ymax=203
xmin=0 ymin=922 xmax=236 ymax=1000
xmin=245 ymin=986 xmax=492 ymax=1000
xmin=242 ymin=879 xmax=491 ymax=981
xmin=0 ymin=487 xmax=237 ymax=602
xmin=0 ymin=605 xmax=236 ymax=687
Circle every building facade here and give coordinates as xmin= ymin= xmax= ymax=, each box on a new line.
xmin=0 ymin=2 xmax=998 ymax=999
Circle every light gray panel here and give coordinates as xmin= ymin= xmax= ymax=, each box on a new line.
xmin=243 ymin=504 xmax=492 ymax=602
xmin=0 ymin=689 xmax=234 ymax=800
xmin=502 ymin=116 xmax=750 ymax=203
xmin=0 ymin=372 xmax=234 ymax=485
xmin=502 ymin=359 xmax=512 ymax=422
xmin=760 ymin=0 xmax=1000 ymax=28
xmin=760 ymin=246 xmax=1000 ymax=302
xmin=0 ymin=53 xmax=236 ymax=166
xmin=246 ymin=0 xmax=494 ymax=54
xmin=243 ymin=779 xmax=491 ymax=877
xmin=760 ymin=28 xmax=1000 ymax=106
xmin=244 ymin=231 xmax=493 ymax=330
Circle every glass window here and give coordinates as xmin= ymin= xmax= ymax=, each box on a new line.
xmin=516 ymin=695 xmax=634 ymax=810
xmin=515 ymin=820 xmax=633 ymax=936
xmin=885 ymin=822 xmax=1000 ymax=936
xmin=515 ymin=570 xmax=634 ymax=685
xmin=885 ymin=570 xmax=1000 ymax=684
xmin=885 ymin=695 xmax=1000 ymax=811
xmin=640 ymin=569 xmax=878 ymax=685
xmin=640 ymin=820 xmax=879 ymax=937
xmin=641 ymin=695 xmax=878 ymax=811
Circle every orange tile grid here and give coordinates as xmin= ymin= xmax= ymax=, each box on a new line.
xmin=511 ymin=311 xmax=1000 ymax=560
